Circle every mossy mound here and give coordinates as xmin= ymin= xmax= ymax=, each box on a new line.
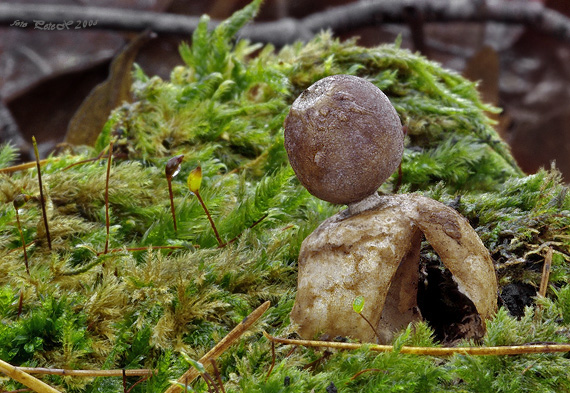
xmin=1 ymin=1 xmax=569 ymax=391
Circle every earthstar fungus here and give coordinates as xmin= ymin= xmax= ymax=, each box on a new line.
xmin=285 ymin=75 xmax=498 ymax=344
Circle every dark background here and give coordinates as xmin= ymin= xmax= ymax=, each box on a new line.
xmin=1 ymin=0 xmax=569 ymax=182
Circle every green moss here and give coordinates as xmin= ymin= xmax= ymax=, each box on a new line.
xmin=0 ymin=1 xmax=569 ymax=392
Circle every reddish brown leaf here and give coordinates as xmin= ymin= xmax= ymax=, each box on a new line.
xmin=65 ymin=30 xmax=154 ymax=146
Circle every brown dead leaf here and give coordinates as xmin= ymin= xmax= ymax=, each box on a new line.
xmin=0 ymin=28 xmax=123 ymax=102
xmin=463 ymin=45 xmax=504 ymax=135
xmin=65 ymin=30 xmax=154 ymax=146
xmin=463 ymin=45 xmax=500 ymax=108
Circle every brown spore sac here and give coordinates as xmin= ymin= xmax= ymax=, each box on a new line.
xmin=284 ymin=74 xmax=403 ymax=205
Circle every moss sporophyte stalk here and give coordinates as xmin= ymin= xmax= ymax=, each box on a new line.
xmin=166 ymin=154 xmax=184 ymax=232
xmin=32 ymin=136 xmax=51 ymax=250
xmin=13 ymin=193 xmax=32 ymax=274
xmin=0 ymin=0 xmax=569 ymax=391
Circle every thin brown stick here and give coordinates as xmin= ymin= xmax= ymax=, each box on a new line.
xmin=535 ymin=247 xmax=553 ymax=319
xmin=302 ymin=351 xmax=332 ymax=371
xmin=126 ymin=375 xmax=150 ymax=393
xmin=263 ymin=332 xmax=570 ymax=356
xmin=521 ymin=360 xmax=538 ymax=375
xmin=201 ymin=372 xmax=219 ymax=393
xmin=538 ymin=247 xmax=553 ymax=298
xmin=349 ymin=368 xmax=386 ymax=380
xmin=32 ymin=136 xmax=51 ymax=250
xmin=5 ymin=241 xmax=37 ymax=256
xmin=17 ymin=368 xmax=155 ymax=377
xmin=0 ymin=159 xmax=53 ymax=174
xmin=210 ymin=361 xmax=225 ymax=393
xmin=62 ymin=149 xmax=107 ymax=171
xmin=164 ymin=301 xmax=271 ymax=393
xmin=0 ymin=358 xmax=62 ymax=393
xmin=266 ymin=341 xmax=276 ymax=379
xmin=210 ymin=360 xmax=226 ymax=393
xmin=284 ymin=346 xmax=297 ymax=358
xmin=96 ymin=245 xmax=187 ymax=256
xmin=17 ymin=290 xmax=24 ymax=318
xmin=104 ymin=141 xmax=113 ymax=254
xmin=122 ymin=369 xmax=127 ymax=393
xmin=223 ymin=214 xmax=268 ymax=247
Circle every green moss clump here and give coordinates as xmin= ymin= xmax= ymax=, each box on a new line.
xmin=0 ymin=1 xmax=569 ymax=391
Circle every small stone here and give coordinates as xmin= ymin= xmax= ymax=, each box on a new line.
xmin=284 ymin=74 xmax=403 ymax=205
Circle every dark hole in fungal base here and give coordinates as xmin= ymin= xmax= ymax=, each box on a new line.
xmin=417 ymin=260 xmax=485 ymax=344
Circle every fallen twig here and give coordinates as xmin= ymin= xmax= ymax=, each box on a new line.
xmin=164 ymin=301 xmax=270 ymax=393
xmin=16 ymin=368 xmax=155 ymax=377
xmin=535 ymin=246 xmax=553 ymax=319
xmin=538 ymin=247 xmax=553 ymax=298
xmin=96 ymin=245 xmax=187 ymax=256
xmin=263 ymin=332 xmax=570 ymax=356
xmin=0 ymin=159 xmax=54 ymax=174
xmin=0 ymin=358 xmax=62 ymax=393
xmin=349 ymin=368 xmax=386 ymax=381
xmin=62 ymin=149 xmax=108 ymax=171
xmin=223 ymin=213 xmax=268 ymax=247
